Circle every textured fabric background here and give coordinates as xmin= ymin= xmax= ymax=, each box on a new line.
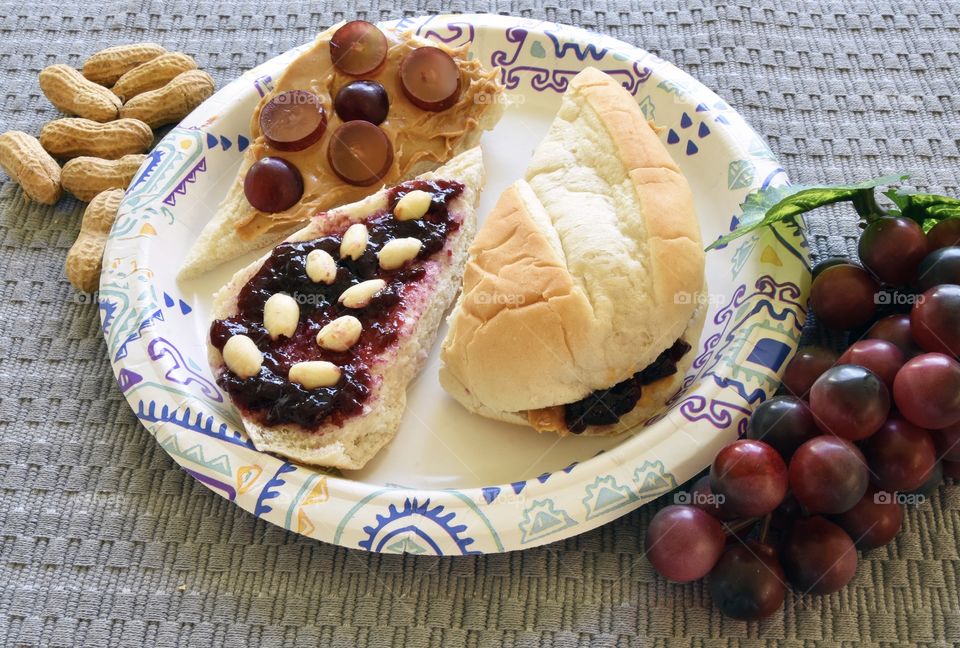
xmin=1 ymin=1 xmax=959 ymax=646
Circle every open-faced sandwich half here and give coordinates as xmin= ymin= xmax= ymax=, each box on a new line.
xmin=208 ymin=147 xmax=484 ymax=469
xmin=180 ymin=20 xmax=503 ymax=279
xmin=440 ymin=67 xmax=707 ymax=436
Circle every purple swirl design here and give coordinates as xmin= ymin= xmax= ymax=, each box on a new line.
xmin=418 ymin=21 xmax=475 ymax=45
xmin=713 ymin=284 xmax=749 ymax=327
xmin=501 ymin=65 xmax=647 ymax=94
xmin=490 ymin=27 xmax=528 ymax=67
xmin=693 ymin=332 xmax=722 ymax=370
xmin=756 ymin=274 xmax=804 ymax=304
xmin=491 ymin=26 xmax=653 ymax=95
xmin=679 ymin=395 xmax=751 ymax=433
xmin=147 ymin=336 xmax=223 ymax=403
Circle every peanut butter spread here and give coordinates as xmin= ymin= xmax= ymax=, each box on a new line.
xmin=235 ymin=30 xmax=502 ymax=241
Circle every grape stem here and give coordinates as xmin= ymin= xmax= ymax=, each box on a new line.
xmin=723 ymin=517 xmax=760 ymax=537
xmin=852 ymin=188 xmax=888 ymax=222
xmin=758 ymin=513 xmax=772 ymax=544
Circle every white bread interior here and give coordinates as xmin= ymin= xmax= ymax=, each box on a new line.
xmin=439 ymin=67 xmax=706 ymax=435
xmin=179 ymin=25 xmax=504 ymax=281
xmin=210 ymin=147 xmax=484 ymax=469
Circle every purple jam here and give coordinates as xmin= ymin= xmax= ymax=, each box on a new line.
xmin=564 ymin=338 xmax=692 ymax=433
xmin=210 ymin=179 xmax=464 ymax=428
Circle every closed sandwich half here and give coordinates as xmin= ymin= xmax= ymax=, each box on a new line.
xmin=439 ymin=67 xmax=706 ymax=436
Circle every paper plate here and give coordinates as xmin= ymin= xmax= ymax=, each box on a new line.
xmin=100 ymin=14 xmax=809 ymax=554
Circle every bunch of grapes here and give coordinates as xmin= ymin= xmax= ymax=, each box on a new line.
xmin=645 ymin=215 xmax=960 ymax=621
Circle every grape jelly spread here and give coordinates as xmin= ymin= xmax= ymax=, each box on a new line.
xmin=210 ymin=179 xmax=464 ymax=428
xmin=564 ymin=338 xmax=692 ymax=433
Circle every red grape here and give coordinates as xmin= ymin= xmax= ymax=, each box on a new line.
xmin=399 ymin=47 xmax=462 ymax=111
xmin=746 ymin=395 xmax=819 ymax=460
xmin=858 ymin=217 xmax=928 ymax=286
xmin=809 ymin=263 xmax=879 ymax=329
xmin=893 ymin=353 xmax=960 ymax=429
xmin=789 ymin=435 xmax=868 ymax=514
xmin=837 ymin=339 xmax=905 ymax=390
xmin=329 ymin=21 xmax=388 ymax=76
xmin=862 ymin=415 xmax=937 ymax=492
xmin=933 ymin=421 xmax=960 ymax=462
xmin=781 ymin=516 xmax=858 ymax=594
xmin=911 ymin=284 xmax=960 ymax=356
xmin=866 ymin=314 xmax=923 ymax=358
xmin=326 ymin=121 xmax=394 ymax=186
xmin=811 ymin=256 xmax=853 ymax=279
xmin=709 ymin=542 xmax=785 ymax=621
xmin=781 ymin=346 xmax=839 ymax=399
xmin=259 ymin=90 xmax=327 ymax=152
xmin=830 ymin=484 xmax=903 ymax=550
xmin=916 ymin=247 xmax=960 ymax=293
xmin=688 ymin=475 xmax=737 ymax=520
xmin=644 ymin=505 xmax=726 ymax=582
xmin=710 ymin=439 xmax=788 ymax=517
xmin=809 ymin=364 xmax=890 ymax=440
xmin=334 ymin=80 xmax=389 ymax=125
xmin=928 ymin=219 xmax=960 ymax=250
xmin=243 ymin=156 xmax=303 ymax=213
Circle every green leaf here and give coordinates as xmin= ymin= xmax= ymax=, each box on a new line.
xmin=706 ymin=174 xmax=909 ymax=251
xmin=883 ymin=189 xmax=960 ymax=222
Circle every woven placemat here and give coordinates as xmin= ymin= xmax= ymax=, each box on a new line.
xmin=1 ymin=1 xmax=959 ymax=646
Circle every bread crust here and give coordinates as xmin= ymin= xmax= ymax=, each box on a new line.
xmin=439 ymin=67 xmax=705 ymax=435
xmin=210 ymin=147 xmax=485 ymax=469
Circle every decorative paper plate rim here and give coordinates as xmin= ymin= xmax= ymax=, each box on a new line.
xmin=100 ymin=14 xmax=809 ymax=554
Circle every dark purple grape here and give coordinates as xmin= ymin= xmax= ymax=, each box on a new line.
xmin=866 ymin=314 xmax=924 ymax=359
xmin=893 ymin=353 xmax=960 ymax=429
xmin=781 ymin=516 xmax=858 ymax=595
xmin=944 ymin=460 xmax=960 ymax=480
xmin=709 ymin=542 xmax=785 ymax=621
xmin=837 ymin=339 xmax=905 ymax=390
xmin=933 ymin=421 xmax=960 ymax=462
xmin=644 ymin=505 xmax=726 ymax=582
xmin=770 ymin=495 xmax=801 ymax=530
xmin=789 ymin=435 xmax=869 ymax=514
xmin=911 ymin=284 xmax=960 ymax=357
xmin=329 ymin=21 xmax=388 ymax=76
xmin=862 ymin=415 xmax=937 ymax=492
xmin=710 ymin=440 xmax=788 ymax=518
xmin=243 ymin=156 xmax=304 ymax=213
xmin=809 ymin=364 xmax=890 ymax=440
xmin=781 ymin=346 xmax=839 ymax=399
xmin=858 ymin=217 xmax=928 ymax=286
xmin=809 ymin=263 xmax=879 ymax=329
xmin=399 ymin=47 xmax=462 ymax=111
xmin=334 ymin=80 xmax=389 ymax=125
xmin=746 ymin=395 xmax=819 ymax=460
xmin=811 ymin=256 xmax=853 ymax=280
xmin=916 ymin=247 xmax=960 ymax=293
xmin=259 ymin=90 xmax=327 ymax=151
xmin=830 ymin=484 xmax=903 ymax=550
xmin=927 ymin=219 xmax=960 ymax=250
